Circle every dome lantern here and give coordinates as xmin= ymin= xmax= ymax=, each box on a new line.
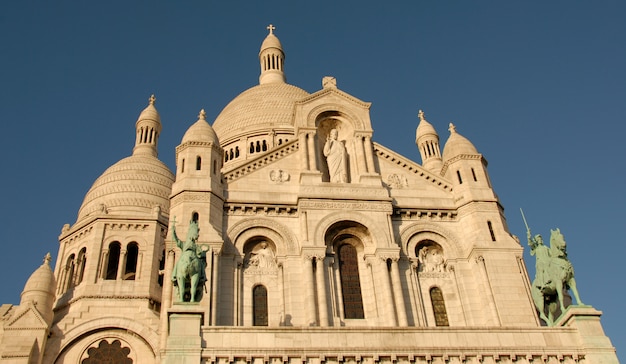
xmin=259 ymin=24 xmax=286 ymax=85
xmin=133 ymin=94 xmax=162 ymax=157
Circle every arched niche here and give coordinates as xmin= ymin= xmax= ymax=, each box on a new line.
xmin=227 ymin=218 xmax=298 ymax=257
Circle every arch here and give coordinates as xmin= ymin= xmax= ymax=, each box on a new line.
xmin=105 ymin=242 xmax=121 ymax=280
xmin=123 ymin=242 xmax=139 ymax=280
xmin=52 ymin=317 xmax=159 ymax=364
xmin=252 ymin=285 xmax=269 ymax=326
xmin=400 ymin=222 xmax=462 ymax=259
xmin=227 ymin=218 xmax=298 ymax=256
xmin=305 ymin=103 xmax=367 ymax=131
xmin=314 ymin=210 xmax=390 ymax=251
xmin=430 ymin=286 xmax=449 ymax=326
xmin=196 ymin=156 xmax=202 ymax=170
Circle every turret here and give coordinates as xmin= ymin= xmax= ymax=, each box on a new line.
xmin=415 ymin=110 xmax=443 ymax=172
xmin=133 ymin=94 xmax=162 ymax=157
xmin=171 ymin=109 xmax=224 ymax=244
xmin=259 ymin=24 xmax=286 ymax=84
xmin=20 ymin=253 xmax=56 ymax=324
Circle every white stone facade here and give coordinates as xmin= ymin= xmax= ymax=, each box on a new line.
xmin=0 ymin=27 xmax=618 ymax=364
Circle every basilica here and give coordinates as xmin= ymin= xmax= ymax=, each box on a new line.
xmin=0 ymin=26 xmax=618 ymax=364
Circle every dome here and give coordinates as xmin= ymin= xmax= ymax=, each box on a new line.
xmin=182 ymin=109 xmax=219 ymax=144
xmin=212 ymin=83 xmax=309 ymax=144
xmin=77 ymin=154 xmax=174 ymax=222
xmin=415 ymin=110 xmax=438 ymax=141
xmin=260 ymin=33 xmax=283 ymax=52
xmin=442 ymin=123 xmax=479 ymax=160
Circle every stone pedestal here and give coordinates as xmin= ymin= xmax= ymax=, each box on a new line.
xmin=162 ymin=303 xmax=204 ymax=364
xmin=556 ymin=305 xmax=619 ymax=363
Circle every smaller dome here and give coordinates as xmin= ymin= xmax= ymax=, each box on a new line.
xmin=442 ymin=123 xmax=478 ymax=160
xmin=181 ymin=109 xmax=219 ymax=144
xmin=260 ymin=24 xmax=283 ymax=53
xmin=136 ymin=95 xmax=161 ymax=125
xmin=416 ymin=110 xmax=438 ymax=141
xmin=21 ymin=253 xmax=56 ymax=306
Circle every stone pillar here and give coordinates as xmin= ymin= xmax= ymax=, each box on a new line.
xmin=409 ymin=259 xmax=426 ymax=326
xmin=390 ymin=257 xmax=408 ymax=326
xmin=163 ymin=305 xmax=203 ymax=364
xmin=355 ymin=134 xmax=367 ymax=175
xmin=100 ymin=250 xmax=109 ymax=279
xmin=210 ymin=250 xmax=220 ymax=326
xmin=377 ymin=257 xmax=397 ymax=325
xmin=315 ymin=256 xmax=329 ymax=326
xmin=304 ymin=255 xmax=317 ymax=325
xmin=332 ymin=257 xmax=345 ymax=320
xmin=364 ymin=136 xmax=376 ymax=173
xmin=116 ymin=249 xmax=127 ymax=280
xmin=307 ymin=132 xmax=317 ymax=171
xmin=160 ymin=248 xmax=176 ymax=351
xmin=299 ymin=133 xmax=309 ymax=171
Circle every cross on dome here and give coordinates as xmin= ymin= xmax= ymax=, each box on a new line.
xmin=418 ymin=109 xmax=426 ymax=122
xmin=448 ymin=123 xmax=457 ymax=133
xmin=267 ymin=24 xmax=276 ymax=34
xmin=149 ymin=94 xmax=156 ymax=105
xmin=199 ymin=109 xmax=206 ymax=120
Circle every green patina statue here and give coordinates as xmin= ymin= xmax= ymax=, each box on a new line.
xmin=171 ymin=217 xmax=207 ymax=302
xmin=522 ymin=210 xmax=583 ymax=325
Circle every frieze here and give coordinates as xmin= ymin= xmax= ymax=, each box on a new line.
xmin=225 ymin=204 xmax=298 ymax=216
xmin=418 ymin=271 xmax=450 ymax=279
xmin=170 ymin=192 xmax=212 ymax=206
xmin=300 ymin=186 xmax=389 ymax=198
xmin=62 ymin=226 xmax=93 ymax=244
xmin=105 ymin=223 xmax=150 ymax=231
xmin=393 ymin=209 xmax=457 ymax=221
xmin=300 ymin=200 xmax=392 ymax=212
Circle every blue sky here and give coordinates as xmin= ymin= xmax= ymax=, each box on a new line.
xmin=1 ymin=1 xmax=624 ymax=358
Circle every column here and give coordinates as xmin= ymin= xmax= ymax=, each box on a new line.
xmin=364 ymin=136 xmax=376 ymax=173
xmin=355 ymin=134 xmax=367 ymax=175
xmin=299 ymin=133 xmax=309 ymax=170
xmin=409 ymin=259 xmax=426 ymax=326
xmin=377 ymin=257 xmax=397 ymax=325
xmin=315 ymin=256 xmax=329 ymax=326
xmin=116 ymin=249 xmax=127 ymax=280
xmin=333 ymin=257 xmax=345 ymax=320
xmin=307 ymin=132 xmax=317 ymax=171
xmin=304 ymin=255 xmax=317 ymax=325
xmin=100 ymin=250 xmax=109 ymax=279
xmin=159 ymin=248 xmax=176 ymax=350
xmin=390 ymin=258 xmax=408 ymax=326
xmin=210 ymin=251 xmax=220 ymax=326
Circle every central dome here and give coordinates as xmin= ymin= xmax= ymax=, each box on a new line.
xmin=212 ymin=82 xmax=309 ymax=144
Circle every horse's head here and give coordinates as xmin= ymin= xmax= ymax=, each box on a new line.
xmin=187 ymin=219 xmax=200 ymax=242
xmin=550 ymin=228 xmax=566 ymax=256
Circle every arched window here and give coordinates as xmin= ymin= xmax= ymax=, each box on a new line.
xmin=124 ymin=242 xmax=139 ymax=280
xmin=235 ymin=146 xmax=240 ymax=157
xmin=213 ymin=159 xmax=217 ymax=174
xmin=76 ymin=248 xmax=87 ymax=286
xmin=82 ymin=339 xmax=132 ymax=364
xmin=255 ymin=141 xmax=261 ymax=152
xmin=430 ymin=287 xmax=449 ymax=326
xmin=253 ymin=285 xmax=268 ymax=326
xmin=338 ymin=244 xmax=365 ymax=319
xmin=105 ymin=242 xmax=121 ymax=280
xmin=192 ymin=212 xmax=199 ymax=222
xmin=262 ymin=140 xmax=267 ymax=151
xmin=64 ymin=254 xmax=76 ymax=291
xmin=471 ymin=168 xmax=478 ymax=182
xmin=456 ymin=170 xmax=463 ymax=184
xmin=196 ymin=156 xmax=202 ymax=170
xmin=181 ymin=158 xmax=185 ymax=173
xmin=250 ymin=142 xmax=254 ymax=154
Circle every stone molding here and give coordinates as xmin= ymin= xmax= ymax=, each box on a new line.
xmin=374 ymin=142 xmax=453 ymax=192
xmin=225 ymin=204 xmax=298 ymax=217
xmin=223 ymin=140 xmax=299 ymax=182
xmin=400 ymin=222 xmax=462 ymax=259
xmin=299 ymin=186 xmax=390 ymax=199
xmin=440 ymin=153 xmax=486 ymax=176
xmin=300 ymin=200 xmax=392 ymax=212
xmin=393 ymin=208 xmax=457 ymax=221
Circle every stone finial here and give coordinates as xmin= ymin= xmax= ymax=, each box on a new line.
xmin=448 ymin=123 xmax=457 ymax=133
xmin=44 ymin=253 xmax=51 ymax=265
xmin=322 ymin=76 xmax=337 ymax=89
xmin=199 ymin=109 xmax=206 ymax=120
xmin=267 ymin=24 xmax=276 ymax=35
xmin=418 ymin=109 xmax=426 ymax=122
xmin=149 ymin=94 xmax=156 ymax=105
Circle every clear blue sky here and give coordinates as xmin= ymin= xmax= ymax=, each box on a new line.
xmin=1 ymin=1 xmax=624 ymax=359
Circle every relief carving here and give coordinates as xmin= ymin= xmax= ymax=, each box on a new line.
xmin=269 ymin=169 xmax=290 ymax=182
xmin=387 ymin=173 xmax=408 ymax=189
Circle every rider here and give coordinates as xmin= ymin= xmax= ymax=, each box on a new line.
xmin=528 ymin=231 xmax=551 ymax=288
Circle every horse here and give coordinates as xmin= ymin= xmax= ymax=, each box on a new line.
xmin=171 ymin=219 xmax=206 ymax=302
xmin=530 ymin=228 xmax=583 ymax=325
